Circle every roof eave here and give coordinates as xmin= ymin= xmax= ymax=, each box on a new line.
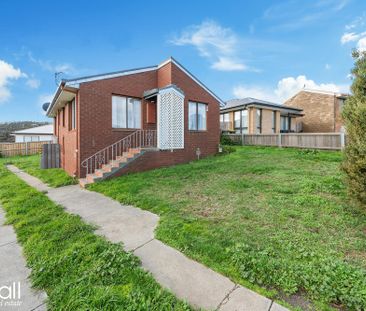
xmin=46 ymin=84 xmax=78 ymax=118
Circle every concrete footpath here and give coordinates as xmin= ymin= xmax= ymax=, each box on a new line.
xmin=7 ymin=165 xmax=288 ymax=311
xmin=0 ymin=207 xmax=47 ymax=310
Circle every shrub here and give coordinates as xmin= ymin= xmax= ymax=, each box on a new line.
xmin=342 ymin=50 xmax=366 ymax=206
xmin=220 ymin=134 xmax=241 ymax=146
xmin=220 ymin=145 xmax=236 ymax=155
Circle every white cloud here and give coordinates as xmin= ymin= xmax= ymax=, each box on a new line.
xmin=264 ymin=0 xmax=350 ymax=31
xmin=341 ymin=32 xmax=360 ymax=44
xmin=233 ymin=85 xmax=280 ymax=103
xmin=233 ymin=75 xmax=349 ymax=103
xmin=171 ymin=20 xmax=250 ymax=72
xmin=357 ymin=37 xmax=366 ymax=52
xmin=341 ymin=14 xmax=366 ymax=52
xmin=28 ymin=52 xmax=76 ymax=74
xmin=26 ymin=78 xmax=40 ymax=89
xmin=0 ymin=60 xmax=25 ymax=103
xmin=211 ymin=57 xmax=247 ymax=71
xmin=345 ymin=13 xmax=366 ymax=30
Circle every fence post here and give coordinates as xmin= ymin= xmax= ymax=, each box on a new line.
xmin=278 ymin=133 xmax=282 ymax=148
xmin=25 ymin=142 xmax=29 ymax=155
xmin=241 ymin=133 xmax=244 ymax=146
xmin=340 ymin=132 xmax=345 ymax=150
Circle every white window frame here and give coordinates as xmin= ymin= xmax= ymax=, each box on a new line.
xmin=71 ymin=99 xmax=76 ymax=130
xmin=189 ymin=101 xmax=207 ymax=131
xmin=112 ymin=95 xmax=141 ymax=129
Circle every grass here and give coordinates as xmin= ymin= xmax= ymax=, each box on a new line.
xmin=3 ymin=154 xmax=76 ymax=187
xmin=0 ymin=158 xmax=191 ymax=310
xmin=88 ymin=146 xmax=366 ymax=310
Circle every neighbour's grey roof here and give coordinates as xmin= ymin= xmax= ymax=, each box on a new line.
xmin=222 ymin=97 xmax=303 ymax=112
xmin=12 ymin=124 xmax=53 ymax=135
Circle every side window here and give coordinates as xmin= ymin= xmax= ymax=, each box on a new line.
xmin=189 ymin=101 xmax=207 ymax=131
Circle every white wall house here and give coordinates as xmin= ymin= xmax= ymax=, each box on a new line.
xmin=11 ymin=124 xmax=55 ymax=143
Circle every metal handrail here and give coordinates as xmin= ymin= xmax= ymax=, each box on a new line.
xmin=81 ymin=129 xmax=157 ymax=176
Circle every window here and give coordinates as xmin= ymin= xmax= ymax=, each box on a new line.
xmin=112 ymin=95 xmax=141 ymax=129
xmin=71 ymin=100 xmax=76 ymax=130
xmin=220 ymin=114 xmax=224 ymax=123
xmin=338 ymin=98 xmax=345 ymax=112
xmin=234 ymin=110 xmax=248 ymax=134
xmin=189 ymin=101 xmax=207 ymax=131
xmin=280 ymin=116 xmax=289 ymax=132
xmin=223 ymin=113 xmax=230 ymax=122
xmin=23 ymin=136 xmax=39 ymax=142
xmin=62 ymin=107 xmax=65 ymax=127
xmin=234 ymin=111 xmax=241 ymax=129
xmin=241 ymin=110 xmax=248 ymax=134
xmin=272 ymin=111 xmax=276 ymax=133
xmin=256 ymin=109 xmax=262 ymax=134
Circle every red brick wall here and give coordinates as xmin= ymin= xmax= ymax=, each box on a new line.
xmin=57 ymin=61 xmax=220 ymax=178
xmin=78 ymin=70 xmax=157 ymax=176
xmin=111 ymin=62 xmax=221 ymax=177
xmin=55 ymin=98 xmax=78 ymax=176
xmin=169 ymin=62 xmax=220 ymax=158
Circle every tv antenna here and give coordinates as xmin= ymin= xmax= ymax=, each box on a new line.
xmin=54 ymin=72 xmax=64 ymax=86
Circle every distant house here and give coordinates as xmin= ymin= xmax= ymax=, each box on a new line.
xmin=220 ymin=98 xmax=303 ymax=134
xmin=11 ymin=124 xmax=55 ymax=143
xmin=46 ymin=57 xmax=222 ymax=185
xmin=285 ymin=89 xmax=349 ymax=132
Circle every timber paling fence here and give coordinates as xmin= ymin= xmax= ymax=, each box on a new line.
xmin=227 ymin=133 xmax=346 ymax=150
xmin=0 ymin=141 xmax=53 ymax=157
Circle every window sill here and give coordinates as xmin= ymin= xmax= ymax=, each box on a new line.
xmin=112 ymin=128 xmax=141 ymax=131
xmin=188 ymin=130 xmax=207 ymax=133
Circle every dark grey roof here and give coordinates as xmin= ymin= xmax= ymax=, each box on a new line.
xmin=62 ymin=65 xmax=157 ymax=83
xmin=222 ymin=97 xmax=303 ymax=112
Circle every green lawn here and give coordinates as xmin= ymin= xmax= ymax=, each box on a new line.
xmin=3 ymin=154 xmax=76 ymax=187
xmin=88 ymin=146 xmax=366 ymax=310
xmin=0 ymin=159 xmax=190 ymax=310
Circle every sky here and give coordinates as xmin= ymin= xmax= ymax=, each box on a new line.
xmin=0 ymin=0 xmax=365 ymax=122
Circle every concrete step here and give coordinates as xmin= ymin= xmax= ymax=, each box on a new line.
xmin=116 ymin=156 xmax=128 ymax=162
xmin=129 ymin=148 xmax=141 ymax=154
xmin=79 ymin=178 xmax=90 ymax=188
xmin=101 ymin=164 xmax=116 ymax=173
xmin=86 ymin=174 xmax=102 ymax=184
xmin=81 ymin=149 xmax=144 ymax=186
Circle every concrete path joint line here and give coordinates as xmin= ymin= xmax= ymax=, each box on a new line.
xmin=215 ymin=284 xmax=238 ymax=310
xmin=0 ymin=240 xmax=17 ymax=248
xmin=30 ymin=302 xmax=47 ymax=311
xmin=132 ymin=238 xmax=155 ymax=252
xmin=7 ymin=165 xmax=289 ymax=311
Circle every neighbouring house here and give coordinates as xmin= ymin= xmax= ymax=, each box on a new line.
xmin=11 ymin=124 xmax=55 ymax=143
xmin=46 ymin=57 xmax=223 ymax=186
xmin=285 ymin=89 xmax=349 ymax=132
xmin=220 ymin=98 xmax=304 ymax=134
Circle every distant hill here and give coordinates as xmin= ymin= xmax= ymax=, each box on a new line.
xmin=0 ymin=121 xmax=50 ymax=142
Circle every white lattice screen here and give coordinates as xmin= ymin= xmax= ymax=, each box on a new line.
xmin=157 ymin=87 xmax=185 ymax=150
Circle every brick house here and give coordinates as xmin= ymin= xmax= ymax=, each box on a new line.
xmin=46 ymin=57 xmax=223 ymax=186
xmin=284 ymin=89 xmax=348 ymax=132
xmin=220 ymin=98 xmax=303 ymax=134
